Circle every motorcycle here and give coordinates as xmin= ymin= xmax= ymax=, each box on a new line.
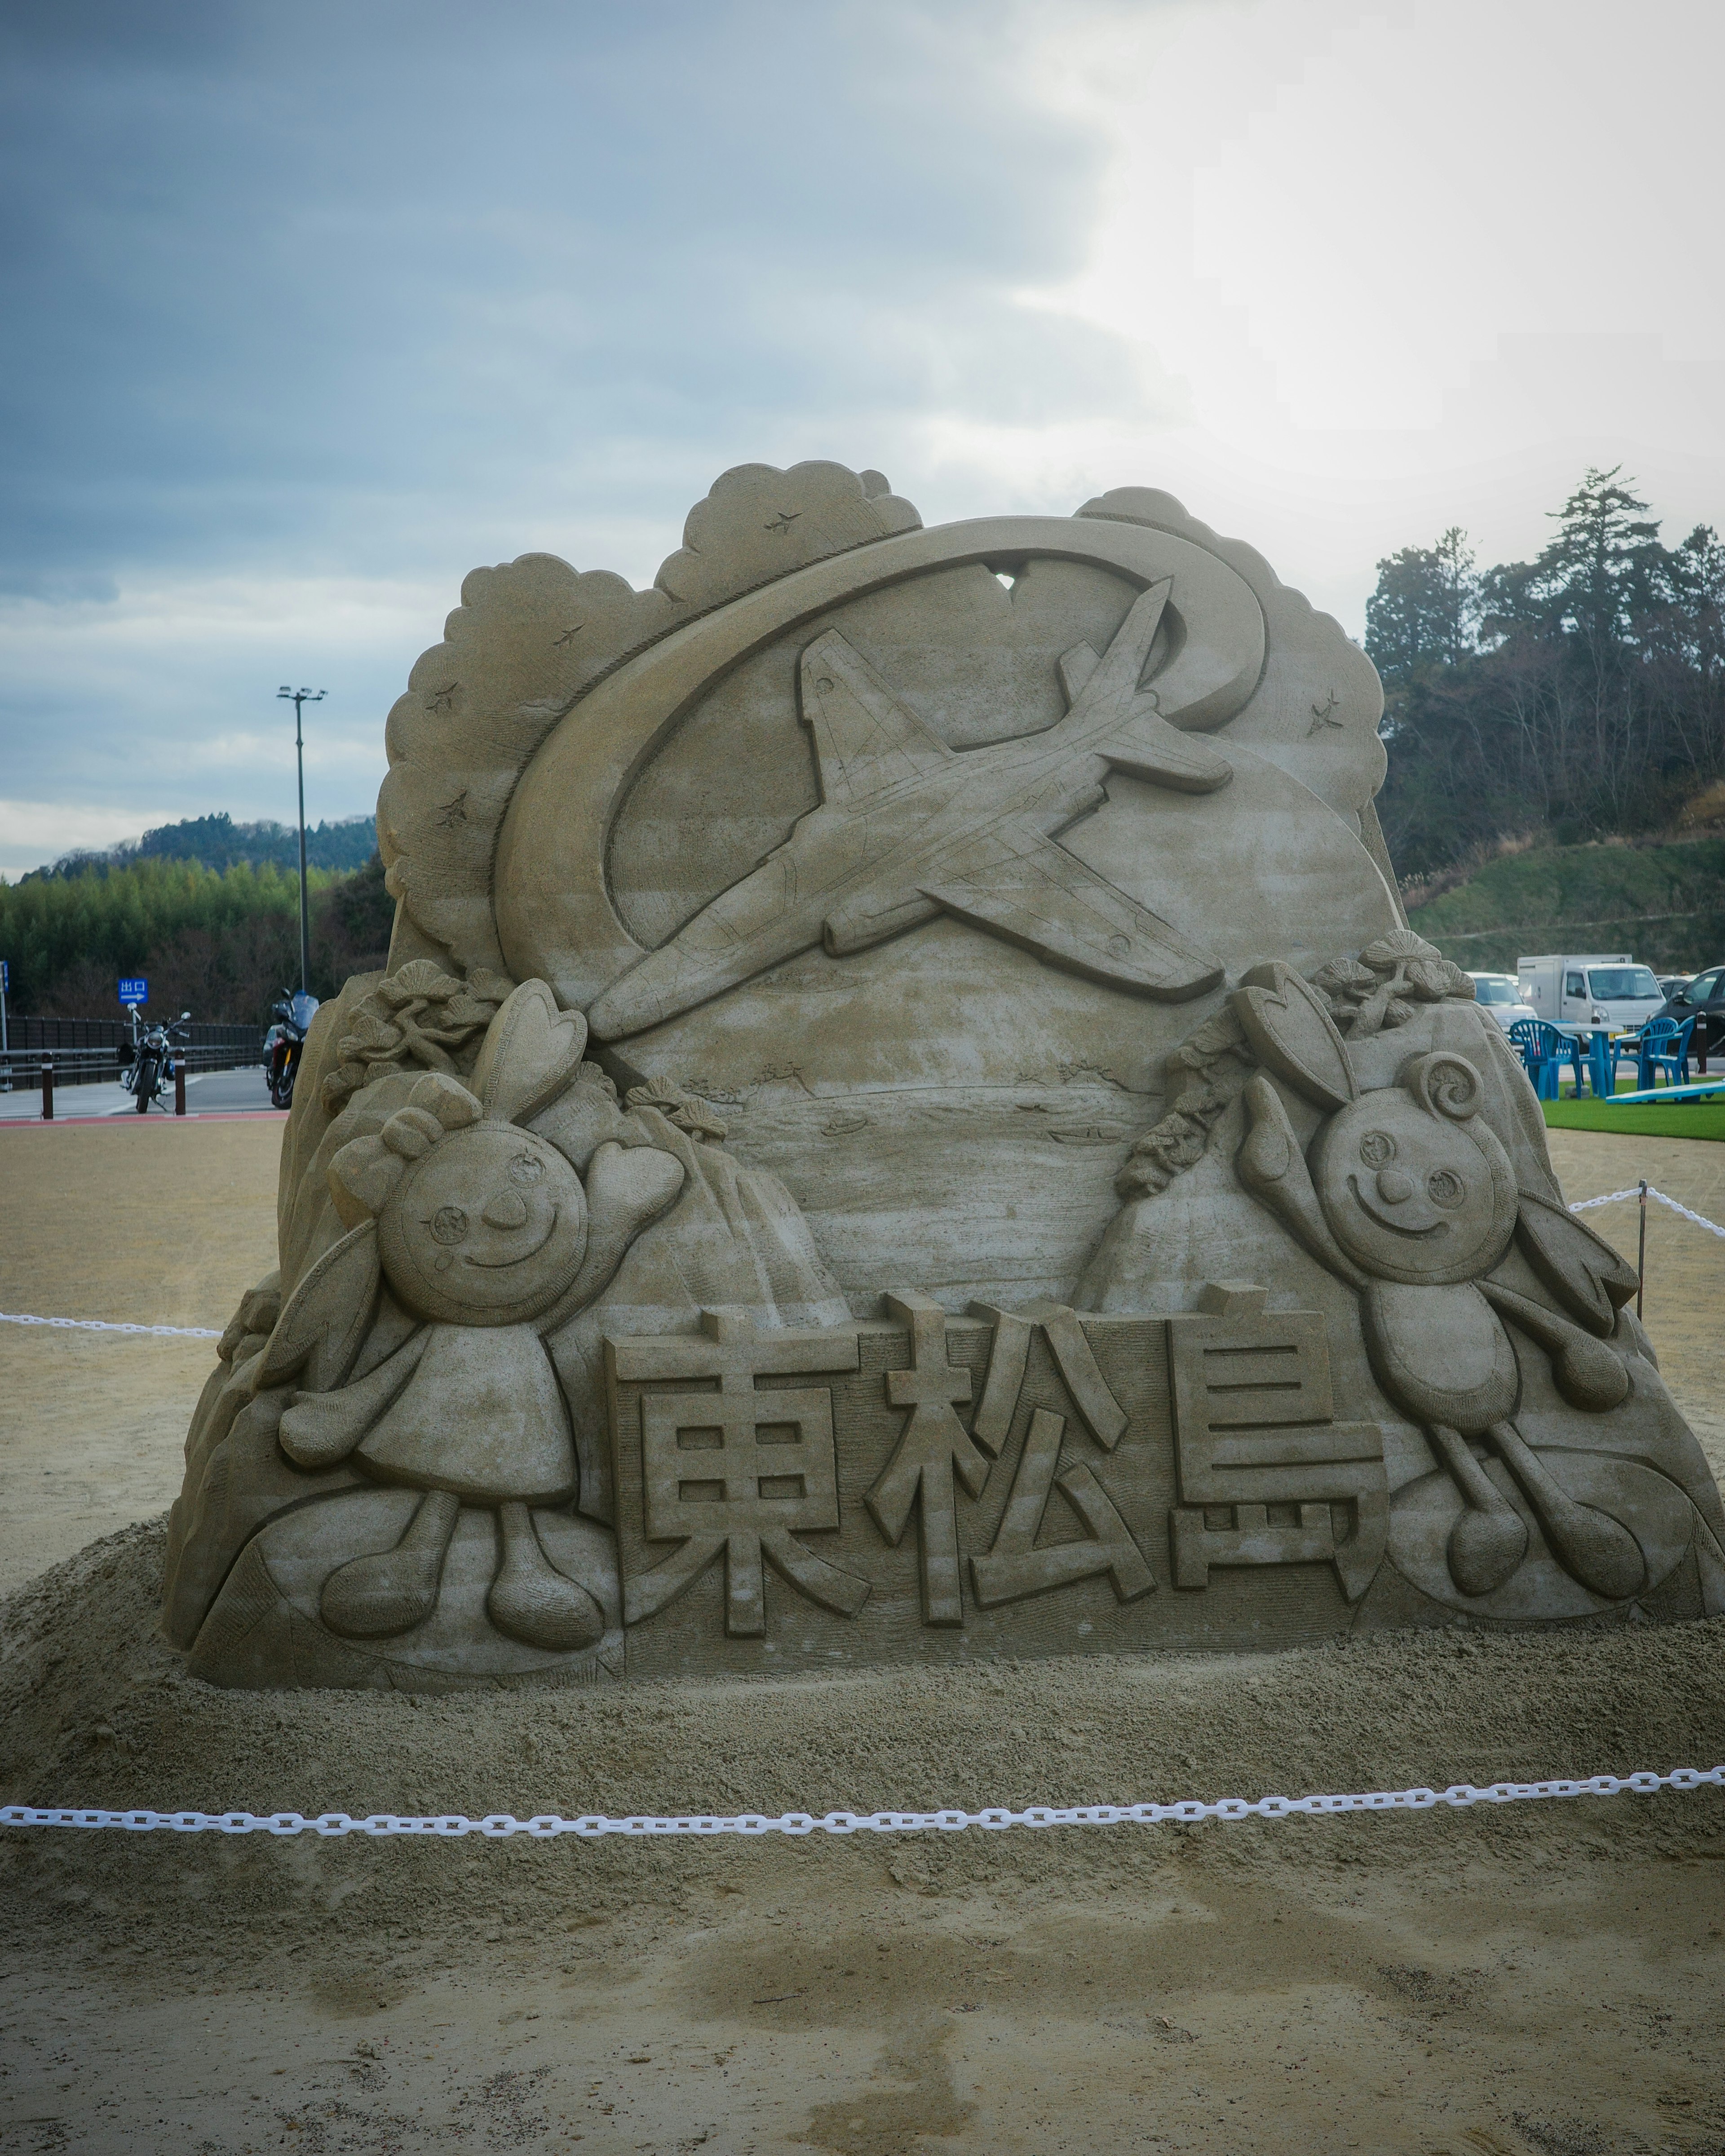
xmin=263 ymin=990 xmax=319 ymax=1110
xmin=125 ymin=1009 xmax=192 ymax=1113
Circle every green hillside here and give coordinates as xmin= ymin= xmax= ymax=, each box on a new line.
xmin=23 ymin=811 xmax=376 ymax=881
xmin=1407 ymin=838 xmax=1725 ymax=975
xmin=0 ymin=853 xmax=396 ymax=1023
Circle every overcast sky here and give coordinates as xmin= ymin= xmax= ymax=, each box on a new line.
xmin=3 ymin=0 xmax=1722 ymax=879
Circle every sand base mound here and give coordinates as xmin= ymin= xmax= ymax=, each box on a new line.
xmin=8 ymin=1521 xmax=1725 ymax=2152
xmin=5 ymin=1515 xmax=1725 ymax=1971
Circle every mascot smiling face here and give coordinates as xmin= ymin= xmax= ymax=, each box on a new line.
xmin=373 ymin=1118 xmax=589 ymax=1326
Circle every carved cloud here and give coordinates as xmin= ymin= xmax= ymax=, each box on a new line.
xmin=377 ymin=462 xmax=920 ymax=976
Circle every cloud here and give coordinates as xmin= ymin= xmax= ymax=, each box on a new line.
xmin=0 ymin=0 xmax=1115 ymax=592
xmin=0 ymin=0 xmax=1140 ymax=867
xmin=0 ymin=801 xmax=154 ymax=882
xmin=2 ymin=0 xmax=1722 ymax=874
xmin=981 ymin=0 xmax=1725 ymax=612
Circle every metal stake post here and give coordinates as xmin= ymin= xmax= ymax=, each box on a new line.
xmin=1637 ymin=1179 xmax=1648 ymax=1320
xmin=41 ymin=1059 xmax=53 ymax=1122
xmin=277 ymin=687 xmax=326 ymax=997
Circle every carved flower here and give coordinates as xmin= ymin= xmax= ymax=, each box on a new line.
xmin=1325 ymin=930 xmax=1473 ymax=1034
xmin=1403 ymin=959 xmax=1455 ymax=1002
xmin=341 ymin=1010 xmax=405 ymax=1059
xmin=1312 ymin=958 xmax=1382 ymax=1027
xmin=464 ymin=968 xmax=516 ymax=1008
xmin=1314 ymin=958 xmax=1378 ymax=1003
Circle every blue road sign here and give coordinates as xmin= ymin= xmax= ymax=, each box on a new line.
xmin=0 ymin=959 xmax=8 ymax=990
xmin=119 ymin=976 xmax=148 ymax=1006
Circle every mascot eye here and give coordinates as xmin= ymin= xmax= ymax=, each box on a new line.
xmin=508 ymin=1151 xmax=546 ymax=1186
xmin=1359 ymin=1130 xmax=1396 ymax=1167
xmin=429 ymin=1204 xmax=469 ymax=1244
xmin=1427 ymin=1168 xmax=1465 ymax=1209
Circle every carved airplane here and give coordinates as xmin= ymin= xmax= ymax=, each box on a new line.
xmin=586 ymin=579 xmax=1235 ymax=1041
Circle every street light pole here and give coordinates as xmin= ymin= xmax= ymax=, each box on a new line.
xmin=277 ymin=686 xmax=326 ymax=997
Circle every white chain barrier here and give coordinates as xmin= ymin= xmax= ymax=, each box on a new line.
xmin=0 ymin=1312 xmax=222 ymax=1338
xmin=0 ymin=1191 xmax=1717 ymax=1350
xmin=3 ymin=1769 xmax=1721 ymax=1840
xmin=1567 ymin=1185 xmax=1725 ymax=1238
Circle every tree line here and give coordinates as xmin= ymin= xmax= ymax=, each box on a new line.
xmin=0 ymin=853 xmax=398 ymax=1022
xmin=22 ymin=810 xmax=377 ymax=883
xmin=1367 ymin=469 xmax=1725 ymax=880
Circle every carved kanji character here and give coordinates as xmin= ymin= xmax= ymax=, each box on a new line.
xmin=608 ymin=1307 xmax=869 ymax=1636
xmin=968 ymin=1297 xmax=1127 ymax=1452
xmin=866 ymin=1293 xmax=991 ymax=1626
xmin=971 ymin=1406 xmax=1153 ymax=1608
xmin=1167 ymin=1281 xmax=1386 ymax=1598
xmin=965 ymin=1303 xmax=1150 ymax=1608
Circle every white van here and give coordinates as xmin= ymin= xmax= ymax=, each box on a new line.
xmin=1465 ymin=973 xmax=1538 ymax=1032
xmin=1517 ymin=954 xmax=1666 ymax=1034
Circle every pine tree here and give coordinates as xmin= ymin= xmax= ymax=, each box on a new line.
xmin=1365 ymin=527 xmax=1478 ymax=681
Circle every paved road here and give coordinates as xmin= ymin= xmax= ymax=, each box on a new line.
xmin=0 ymin=1065 xmax=287 ymax=1121
xmin=185 ymin=1065 xmax=284 ymax=1113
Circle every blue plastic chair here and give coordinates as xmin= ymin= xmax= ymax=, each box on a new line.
xmin=1546 ymin=1023 xmax=1590 ymax=1097
xmin=1637 ymin=1016 xmax=1695 ymax=1091
xmin=1508 ymin=1019 xmax=1549 ymax=1096
xmin=1510 ymin=1020 xmax=1584 ymax=1100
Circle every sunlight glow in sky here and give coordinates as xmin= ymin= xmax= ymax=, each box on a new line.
xmin=2 ymin=0 xmax=1720 ymax=877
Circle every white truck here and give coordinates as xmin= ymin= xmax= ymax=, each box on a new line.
xmin=1517 ymin=954 xmax=1666 ymax=1035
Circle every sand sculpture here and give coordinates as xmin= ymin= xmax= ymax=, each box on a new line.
xmin=163 ymin=461 xmax=1725 ymax=1689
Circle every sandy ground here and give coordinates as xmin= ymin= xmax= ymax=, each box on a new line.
xmin=1541 ymin=1130 xmax=1725 ymax=1483
xmin=0 ymin=1118 xmax=283 ymax=1596
xmin=1 ymin=1117 xmax=1723 ymax=2154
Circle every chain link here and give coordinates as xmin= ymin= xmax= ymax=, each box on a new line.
xmin=0 ymin=1312 xmax=222 ymax=1338
xmin=1568 ymin=1186 xmax=1725 ymax=1238
xmin=2 ymin=1768 xmax=1720 ymax=1840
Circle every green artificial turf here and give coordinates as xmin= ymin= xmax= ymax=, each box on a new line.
xmin=1541 ymin=1096 xmax=1725 ymax=1140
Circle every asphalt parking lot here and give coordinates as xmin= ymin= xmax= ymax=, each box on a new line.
xmin=0 ymin=1064 xmax=284 ymax=1121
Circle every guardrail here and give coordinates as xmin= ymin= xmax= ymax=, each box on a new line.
xmin=0 ymin=1044 xmax=261 ymax=1086
xmin=0 ymin=1023 xmax=265 ymax=1093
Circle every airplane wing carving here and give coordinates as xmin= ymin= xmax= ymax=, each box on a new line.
xmin=1057 ymin=642 xmax=1101 ymax=706
xmin=588 ymin=588 xmax=1233 ymax=1040
xmin=1059 ymin=637 xmax=1233 ymax=793
xmin=920 ymin=821 xmax=1223 ymax=1000
xmin=1101 ymin=711 xmax=1232 ymax=793
xmin=800 ymin=632 xmax=953 ymax=807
